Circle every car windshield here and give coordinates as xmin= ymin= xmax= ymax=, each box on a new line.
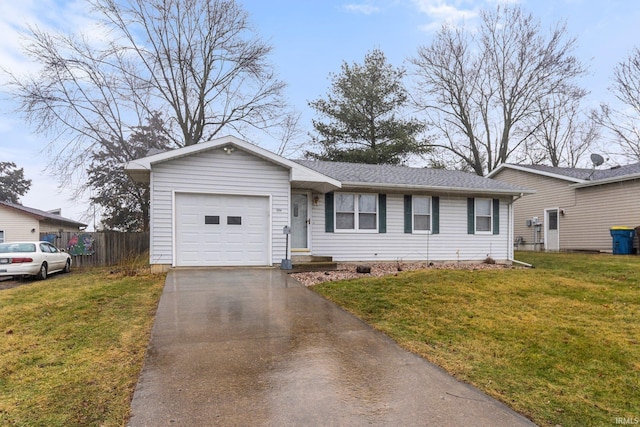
xmin=0 ymin=243 xmax=37 ymax=253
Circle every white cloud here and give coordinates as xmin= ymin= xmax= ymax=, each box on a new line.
xmin=411 ymin=0 xmax=479 ymax=31
xmin=0 ymin=0 xmax=106 ymax=82
xmin=343 ymin=3 xmax=382 ymax=14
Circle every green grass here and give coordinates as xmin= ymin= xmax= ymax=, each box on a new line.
xmin=0 ymin=266 xmax=165 ymax=427
xmin=312 ymin=252 xmax=640 ymax=427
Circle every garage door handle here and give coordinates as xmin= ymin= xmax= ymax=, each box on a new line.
xmin=306 ymin=218 xmax=311 ymax=224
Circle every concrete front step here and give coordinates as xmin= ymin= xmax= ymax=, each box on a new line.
xmin=291 ymin=254 xmax=333 ymax=263
xmin=290 ymin=262 xmax=338 ymax=273
xmin=287 ymin=255 xmax=337 ymax=272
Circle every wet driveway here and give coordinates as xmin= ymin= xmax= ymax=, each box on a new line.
xmin=128 ymin=268 xmax=536 ymax=426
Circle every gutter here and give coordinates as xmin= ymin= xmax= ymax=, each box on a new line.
xmin=508 ymin=192 xmax=533 ymax=268
xmin=342 ymin=181 xmax=534 ymax=196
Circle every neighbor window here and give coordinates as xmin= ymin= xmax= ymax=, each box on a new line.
xmin=335 ymin=193 xmax=377 ymax=231
xmin=475 ymin=198 xmax=492 ymax=232
xmin=0 ymin=231 xmax=4 ymax=243
xmin=413 ymin=196 xmax=431 ymax=232
xmin=548 ymin=211 xmax=558 ymax=231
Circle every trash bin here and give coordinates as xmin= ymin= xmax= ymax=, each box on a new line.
xmin=610 ymin=226 xmax=635 ymax=254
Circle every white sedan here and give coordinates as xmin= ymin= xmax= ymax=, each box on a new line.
xmin=0 ymin=241 xmax=72 ymax=280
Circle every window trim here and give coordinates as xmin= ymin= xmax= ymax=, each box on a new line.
xmin=475 ymin=198 xmax=493 ymax=234
xmin=412 ymin=195 xmax=432 ymax=234
xmin=334 ymin=192 xmax=378 ymax=233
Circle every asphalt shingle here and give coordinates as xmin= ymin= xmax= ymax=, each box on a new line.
xmin=295 ymin=160 xmax=529 ymax=193
xmin=511 ymin=163 xmax=640 ymax=182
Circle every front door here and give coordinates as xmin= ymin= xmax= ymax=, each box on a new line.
xmin=545 ymin=208 xmax=560 ymax=251
xmin=291 ymin=193 xmax=309 ymax=250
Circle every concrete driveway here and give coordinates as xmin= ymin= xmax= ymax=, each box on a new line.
xmin=128 ymin=268 xmax=536 ymax=426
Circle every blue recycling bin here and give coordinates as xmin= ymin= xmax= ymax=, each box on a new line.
xmin=610 ymin=226 xmax=635 ymax=255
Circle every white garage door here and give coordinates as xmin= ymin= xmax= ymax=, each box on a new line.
xmin=175 ymin=193 xmax=270 ymax=266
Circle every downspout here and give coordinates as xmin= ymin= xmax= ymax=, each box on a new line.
xmin=509 ymin=193 xmax=534 ymax=268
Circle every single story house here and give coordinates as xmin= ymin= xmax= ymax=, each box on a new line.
xmin=0 ymin=201 xmax=87 ymax=243
xmin=125 ymin=136 xmax=532 ymax=271
xmin=488 ymin=163 xmax=640 ymax=252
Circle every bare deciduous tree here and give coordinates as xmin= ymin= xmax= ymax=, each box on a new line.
xmin=5 ymin=0 xmax=287 ymax=184
xmin=594 ymin=47 xmax=640 ymax=160
xmin=93 ymin=0 xmax=286 ymax=147
xmin=411 ymin=4 xmax=586 ymax=175
xmin=526 ymin=94 xmax=599 ymax=167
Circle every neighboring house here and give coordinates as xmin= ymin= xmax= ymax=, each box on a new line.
xmin=0 ymin=201 xmax=87 ymax=243
xmin=488 ymin=163 xmax=640 ymax=252
xmin=125 ymin=136 xmax=531 ymax=271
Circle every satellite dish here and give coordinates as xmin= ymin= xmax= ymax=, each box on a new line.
xmin=590 ymin=153 xmax=605 ymax=167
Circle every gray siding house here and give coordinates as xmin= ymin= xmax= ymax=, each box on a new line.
xmin=125 ymin=136 xmax=531 ymax=271
xmin=489 ymin=163 xmax=640 ymax=252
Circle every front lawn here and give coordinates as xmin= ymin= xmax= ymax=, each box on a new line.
xmin=312 ymin=252 xmax=640 ymax=427
xmin=0 ymin=267 xmax=165 ymax=426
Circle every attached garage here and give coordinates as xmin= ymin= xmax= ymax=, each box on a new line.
xmin=125 ymin=136 xmax=341 ymax=271
xmin=175 ymin=193 xmax=271 ymax=266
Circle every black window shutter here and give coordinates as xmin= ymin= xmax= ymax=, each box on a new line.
xmin=404 ymin=195 xmax=412 ymax=233
xmin=378 ymin=194 xmax=387 ymax=233
xmin=467 ymin=198 xmax=475 ymax=234
xmin=432 ymin=196 xmax=440 ymax=234
xmin=325 ymin=192 xmax=334 ymax=233
xmin=493 ymin=198 xmax=500 ymax=235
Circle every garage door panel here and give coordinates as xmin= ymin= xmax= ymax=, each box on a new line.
xmin=176 ymin=194 xmax=270 ymax=266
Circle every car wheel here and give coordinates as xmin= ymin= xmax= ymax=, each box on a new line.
xmin=63 ymin=259 xmax=71 ymax=274
xmin=36 ymin=263 xmax=47 ymax=280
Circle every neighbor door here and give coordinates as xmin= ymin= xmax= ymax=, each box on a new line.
xmin=291 ymin=193 xmax=309 ymax=250
xmin=545 ymin=208 xmax=560 ymax=251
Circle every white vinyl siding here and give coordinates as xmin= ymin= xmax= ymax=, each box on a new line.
xmin=150 ymin=147 xmax=289 ymax=266
xmin=314 ymin=193 xmax=510 ymax=262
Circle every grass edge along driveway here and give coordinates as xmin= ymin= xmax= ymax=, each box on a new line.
xmin=312 ymin=252 xmax=640 ymax=427
xmin=0 ymin=267 xmax=165 ymax=427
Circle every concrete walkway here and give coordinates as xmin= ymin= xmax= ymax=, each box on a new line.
xmin=128 ymin=268 xmax=536 ymax=426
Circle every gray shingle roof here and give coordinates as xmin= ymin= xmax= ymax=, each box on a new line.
xmin=511 ymin=163 xmax=640 ymax=182
xmin=295 ymin=160 xmax=530 ymax=194
xmin=0 ymin=201 xmax=86 ymax=228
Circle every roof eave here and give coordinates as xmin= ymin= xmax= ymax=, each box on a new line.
xmin=487 ymin=164 xmax=586 ymax=183
xmin=341 ymin=181 xmax=534 ymax=196
xmin=571 ymin=172 xmax=640 ymax=188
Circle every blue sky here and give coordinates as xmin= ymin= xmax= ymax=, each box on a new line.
xmin=1 ymin=0 xmax=639 ymax=225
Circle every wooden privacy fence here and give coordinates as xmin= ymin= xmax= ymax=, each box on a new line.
xmin=39 ymin=231 xmax=149 ymax=267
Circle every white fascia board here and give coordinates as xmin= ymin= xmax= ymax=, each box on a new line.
xmin=290 ymin=168 xmax=341 ymax=190
xmin=486 ymin=163 xmax=585 ymax=184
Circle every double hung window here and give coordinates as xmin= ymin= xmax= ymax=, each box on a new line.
xmin=413 ymin=196 xmax=431 ymax=232
xmin=475 ymin=198 xmax=492 ymax=233
xmin=335 ymin=193 xmax=377 ymax=231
